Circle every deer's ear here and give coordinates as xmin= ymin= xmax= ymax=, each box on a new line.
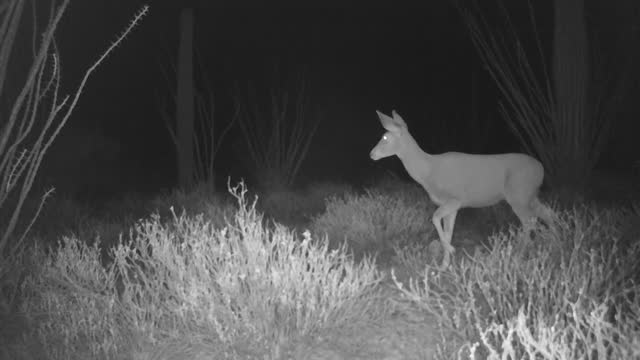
xmin=377 ymin=110 xmax=401 ymax=132
xmin=391 ymin=110 xmax=407 ymax=130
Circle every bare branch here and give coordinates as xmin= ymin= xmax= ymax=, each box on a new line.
xmin=0 ymin=2 xmax=149 ymax=253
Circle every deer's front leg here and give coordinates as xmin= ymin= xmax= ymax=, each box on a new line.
xmin=432 ymin=201 xmax=461 ymax=268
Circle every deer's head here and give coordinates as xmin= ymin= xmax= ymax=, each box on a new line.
xmin=370 ymin=110 xmax=410 ymax=160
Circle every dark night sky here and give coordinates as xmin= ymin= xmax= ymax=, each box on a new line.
xmin=11 ymin=0 xmax=640 ymax=199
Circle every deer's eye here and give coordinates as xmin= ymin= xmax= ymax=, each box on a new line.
xmin=382 ymin=135 xmax=388 ymax=141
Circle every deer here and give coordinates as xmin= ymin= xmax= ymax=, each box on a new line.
xmin=370 ymin=110 xmax=549 ymax=268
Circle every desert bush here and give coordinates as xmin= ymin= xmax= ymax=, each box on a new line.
xmin=116 ymin=181 xmax=384 ymax=357
xmin=392 ymin=205 xmax=640 ymax=359
xmin=19 ymin=182 xmax=384 ymax=359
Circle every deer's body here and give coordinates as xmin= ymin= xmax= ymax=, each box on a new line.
xmin=401 ymin=151 xmax=543 ymax=208
xmin=370 ymin=110 xmax=546 ymax=268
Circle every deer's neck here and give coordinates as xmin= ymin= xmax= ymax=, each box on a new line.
xmin=397 ymin=134 xmax=432 ymax=183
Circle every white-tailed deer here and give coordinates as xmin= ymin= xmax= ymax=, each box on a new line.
xmin=370 ymin=110 xmax=547 ymax=268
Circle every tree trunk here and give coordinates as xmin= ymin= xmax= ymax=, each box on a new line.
xmin=176 ymin=7 xmax=195 ymax=189
xmin=552 ymin=0 xmax=589 ymax=188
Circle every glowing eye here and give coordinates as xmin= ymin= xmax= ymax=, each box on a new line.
xmin=383 ymin=135 xmax=388 ymax=141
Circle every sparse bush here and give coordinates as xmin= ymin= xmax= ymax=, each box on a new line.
xmin=365 ymin=176 xmax=426 ymax=204
xmin=28 ymin=195 xmax=141 ymax=252
xmin=467 ymin=301 xmax=640 ymax=360
xmin=20 ymin=238 xmax=126 ymax=360
xmin=148 ymin=182 xmax=236 ymax=229
xmin=257 ymin=181 xmax=354 ymax=226
xmin=258 ymin=189 xmax=314 ymax=226
xmin=303 ymin=181 xmax=355 ymax=204
xmin=311 ymin=189 xmax=436 ymax=255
